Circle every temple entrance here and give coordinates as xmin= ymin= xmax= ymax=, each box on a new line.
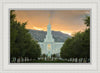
xmin=47 ymin=44 xmax=51 ymax=58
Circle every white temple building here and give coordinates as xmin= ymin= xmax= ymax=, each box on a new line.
xmin=38 ymin=21 xmax=64 ymax=58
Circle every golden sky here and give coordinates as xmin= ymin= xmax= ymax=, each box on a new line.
xmin=14 ymin=10 xmax=90 ymax=35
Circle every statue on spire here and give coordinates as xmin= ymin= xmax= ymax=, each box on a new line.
xmin=49 ymin=13 xmax=51 ymax=24
xmin=49 ymin=11 xmax=53 ymax=24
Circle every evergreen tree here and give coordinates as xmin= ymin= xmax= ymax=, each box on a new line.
xmin=60 ymin=15 xmax=90 ymax=62
xmin=10 ymin=10 xmax=41 ymax=62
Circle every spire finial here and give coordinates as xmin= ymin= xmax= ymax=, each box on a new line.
xmin=49 ymin=13 xmax=51 ymax=24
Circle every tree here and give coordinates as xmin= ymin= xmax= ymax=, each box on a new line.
xmin=10 ymin=10 xmax=41 ymax=62
xmin=60 ymin=15 xmax=90 ymax=62
xmin=84 ymin=15 xmax=90 ymax=26
xmin=42 ymin=54 xmax=47 ymax=60
xmin=51 ymin=54 xmax=56 ymax=60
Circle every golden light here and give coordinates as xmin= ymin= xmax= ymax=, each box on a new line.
xmin=48 ymin=44 xmax=51 ymax=50
xmin=33 ymin=27 xmax=43 ymax=31
xmin=48 ymin=44 xmax=51 ymax=47
xmin=14 ymin=10 xmax=89 ymax=36
xmin=61 ymin=31 xmax=71 ymax=35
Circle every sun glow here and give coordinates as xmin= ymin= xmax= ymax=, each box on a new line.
xmin=33 ymin=27 xmax=43 ymax=31
xmin=61 ymin=31 xmax=71 ymax=35
xmin=33 ymin=26 xmax=72 ymax=35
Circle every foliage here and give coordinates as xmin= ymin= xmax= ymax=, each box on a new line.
xmin=10 ymin=10 xmax=41 ymax=62
xmin=84 ymin=15 xmax=90 ymax=26
xmin=60 ymin=16 xmax=90 ymax=60
xmin=42 ymin=54 xmax=47 ymax=58
xmin=51 ymin=54 xmax=56 ymax=58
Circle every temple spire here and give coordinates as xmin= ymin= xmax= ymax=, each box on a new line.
xmin=49 ymin=13 xmax=51 ymax=24
xmin=44 ymin=13 xmax=54 ymax=42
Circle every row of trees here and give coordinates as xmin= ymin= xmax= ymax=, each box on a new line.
xmin=40 ymin=54 xmax=59 ymax=61
xmin=10 ymin=10 xmax=41 ymax=62
xmin=60 ymin=16 xmax=90 ymax=62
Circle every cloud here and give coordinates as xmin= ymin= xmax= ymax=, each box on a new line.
xmin=14 ymin=10 xmax=90 ymax=34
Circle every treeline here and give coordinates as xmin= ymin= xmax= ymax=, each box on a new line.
xmin=40 ymin=54 xmax=58 ymax=61
xmin=10 ymin=10 xmax=41 ymax=63
xmin=60 ymin=16 xmax=90 ymax=63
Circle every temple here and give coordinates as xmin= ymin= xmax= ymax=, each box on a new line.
xmin=38 ymin=20 xmax=64 ymax=58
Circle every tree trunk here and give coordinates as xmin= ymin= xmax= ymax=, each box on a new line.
xmin=15 ymin=57 xmax=18 ymax=63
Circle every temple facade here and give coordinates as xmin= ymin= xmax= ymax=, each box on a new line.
xmin=38 ymin=22 xmax=64 ymax=58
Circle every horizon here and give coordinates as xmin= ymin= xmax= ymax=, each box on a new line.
xmin=28 ymin=28 xmax=72 ymax=36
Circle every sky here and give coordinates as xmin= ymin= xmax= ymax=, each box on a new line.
xmin=14 ymin=10 xmax=90 ymax=36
